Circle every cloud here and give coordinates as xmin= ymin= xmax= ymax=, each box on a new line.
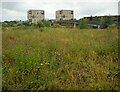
xmin=2 ymin=9 xmax=27 ymax=21
xmin=2 ymin=2 xmax=27 ymax=13
xmin=75 ymin=2 xmax=118 ymax=17
xmin=0 ymin=3 xmax=2 ymax=19
xmin=1 ymin=0 xmax=119 ymax=2
xmin=1 ymin=1 xmax=119 ymax=21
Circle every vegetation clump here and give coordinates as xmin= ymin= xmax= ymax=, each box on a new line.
xmin=2 ymin=27 xmax=119 ymax=90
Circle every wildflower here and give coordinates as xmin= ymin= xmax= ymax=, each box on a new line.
xmin=45 ymin=62 xmax=49 ymax=65
xmin=41 ymin=63 xmax=43 ymax=66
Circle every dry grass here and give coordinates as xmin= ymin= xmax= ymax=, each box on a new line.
xmin=2 ymin=27 xmax=119 ymax=90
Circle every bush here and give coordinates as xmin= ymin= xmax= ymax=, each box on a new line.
xmin=22 ymin=21 xmax=31 ymax=26
xmin=37 ymin=21 xmax=44 ymax=28
xmin=52 ymin=24 xmax=68 ymax=28
xmin=42 ymin=20 xmax=51 ymax=27
xmin=37 ymin=20 xmax=51 ymax=28
xmin=108 ymin=24 xmax=118 ymax=29
xmin=79 ymin=19 xmax=88 ymax=29
xmin=100 ymin=16 xmax=112 ymax=29
xmin=2 ymin=21 xmax=18 ymax=27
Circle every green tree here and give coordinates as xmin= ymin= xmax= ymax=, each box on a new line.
xmin=92 ymin=16 xmax=101 ymax=25
xmin=100 ymin=16 xmax=112 ymax=29
xmin=37 ymin=19 xmax=51 ymax=28
xmin=3 ymin=21 xmax=17 ymax=27
xmin=93 ymin=16 xmax=100 ymax=22
xmin=22 ymin=21 xmax=30 ymax=26
xmin=37 ymin=21 xmax=44 ymax=28
xmin=42 ymin=19 xmax=51 ymax=27
xmin=79 ymin=19 xmax=88 ymax=29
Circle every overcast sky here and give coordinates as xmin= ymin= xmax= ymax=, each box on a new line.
xmin=0 ymin=0 xmax=119 ymax=22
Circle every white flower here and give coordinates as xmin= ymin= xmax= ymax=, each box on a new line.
xmin=41 ymin=63 xmax=43 ymax=66
xmin=45 ymin=62 xmax=49 ymax=65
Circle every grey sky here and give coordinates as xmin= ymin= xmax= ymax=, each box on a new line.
xmin=1 ymin=0 xmax=119 ymax=21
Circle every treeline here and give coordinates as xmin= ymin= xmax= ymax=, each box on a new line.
xmin=2 ymin=16 xmax=118 ymax=29
xmin=2 ymin=20 xmax=66 ymax=28
xmin=79 ymin=16 xmax=118 ymax=29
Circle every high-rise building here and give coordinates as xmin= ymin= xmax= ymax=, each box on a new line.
xmin=27 ymin=10 xmax=45 ymax=24
xmin=56 ymin=10 xmax=74 ymax=20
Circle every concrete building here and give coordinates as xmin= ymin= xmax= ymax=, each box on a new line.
xmin=27 ymin=10 xmax=45 ymax=24
xmin=56 ymin=10 xmax=74 ymax=20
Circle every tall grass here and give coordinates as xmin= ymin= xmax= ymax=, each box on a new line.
xmin=2 ymin=27 xmax=119 ymax=90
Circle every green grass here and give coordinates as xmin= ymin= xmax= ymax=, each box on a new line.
xmin=2 ymin=27 xmax=119 ymax=90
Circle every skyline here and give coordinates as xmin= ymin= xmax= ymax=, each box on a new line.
xmin=0 ymin=0 xmax=119 ymax=22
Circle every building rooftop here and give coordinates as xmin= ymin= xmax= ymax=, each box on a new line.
xmin=28 ymin=10 xmax=44 ymax=11
xmin=56 ymin=9 xmax=73 ymax=11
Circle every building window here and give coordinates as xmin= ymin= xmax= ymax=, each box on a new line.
xmin=60 ymin=18 xmax=63 ymax=20
xmin=71 ymin=11 xmax=73 ymax=14
xmin=41 ymin=11 xmax=44 ymax=15
xmin=29 ymin=19 xmax=32 ymax=22
xmin=29 ymin=11 xmax=32 ymax=14
xmin=62 ymin=15 xmax=65 ymax=18
xmin=31 ymin=15 xmax=35 ymax=18
xmin=60 ymin=11 xmax=62 ymax=14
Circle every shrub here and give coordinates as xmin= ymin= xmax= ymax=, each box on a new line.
xmin=2 ymin=21 xmax=18 ymax=27
xmin=42 ymin=20 xmax=51 ymax=27
xmin=52 ymin=24 xmax=67 ymax=28
xmin=22 ymin=21 xmax=31 ymax=26
xmin=79 ymin=19 xmax=88 ymax=29
xmin=100 ymin=16 xmax=112 ymax=29
xmin=108 ymin=24 xmax=118 ymax=29
xmin=37 ymin=21 xmax=44 ymax=28
xmin=37 ymin=20 xmax=51 ymax=28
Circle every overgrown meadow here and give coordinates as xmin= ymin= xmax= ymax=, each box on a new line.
xmin=2 ymin=27 xmax=119 ymax=90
